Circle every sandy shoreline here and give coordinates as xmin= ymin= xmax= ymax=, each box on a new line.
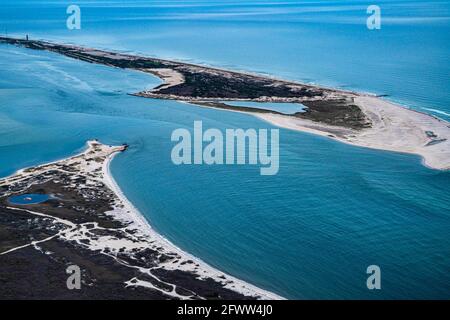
xmin=255 ymin=96 xmax=450 ymax=170
xmin=184 ymin=95 xmax=450 ymax=170
xmin=0 ymin=140 xmax=284 ymax=299
xmin=103 ymin=147 xmax=284 ymax=300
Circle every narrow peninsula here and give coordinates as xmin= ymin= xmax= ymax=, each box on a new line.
xmin=1 ymin=36 xmax=449 ymax=170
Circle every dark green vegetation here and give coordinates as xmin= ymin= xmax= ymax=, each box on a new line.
xmin=301 ymin=99 xmax=371 ymax=130
xmin=193 ymin=99 xmax=371 ymax=130
xmin=0 ymin=37 xmax=321 ymax=99
xmin=157 ymin=69 xmax=323 ymax=99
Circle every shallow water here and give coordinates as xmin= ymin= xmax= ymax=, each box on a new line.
xmin=8 ymin=194 xmax=51 ymax=205
xmin=2 ymin=0 xmax=449 ymax=118
xmin=222 ymin=101 xmax=307 ymax=115
xmin=0 ymin=0 xmax=449 ymax=299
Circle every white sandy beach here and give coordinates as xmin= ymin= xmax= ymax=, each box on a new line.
xmin=143 ymin=68 xmax=185 ymax=90
xmin=256 ymin=95 xmax=450 ymax=170
xmin=0 ymin=140 xmax=283 ymax=300
xmin=103 ymin=145 xmax=284 ymax=300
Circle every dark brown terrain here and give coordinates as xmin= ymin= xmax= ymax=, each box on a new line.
xmin=0 ymin=142 xmax=265 ymax=300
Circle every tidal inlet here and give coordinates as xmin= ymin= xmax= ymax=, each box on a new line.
xmin=0 ymin=0 xmax=449 ymax=303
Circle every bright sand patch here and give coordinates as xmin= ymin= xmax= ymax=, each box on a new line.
xmin=256 ymin=96 xmax=450 ymax=170
xmin=143 ymin=68 xmax=185 ymax=90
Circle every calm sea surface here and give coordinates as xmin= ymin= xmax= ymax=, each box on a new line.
xmin=0 ymin=0 xmax=449 ymax=298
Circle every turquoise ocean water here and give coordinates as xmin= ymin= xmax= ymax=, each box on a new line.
xmin=0 ymin=0 xmax=449 ymax=298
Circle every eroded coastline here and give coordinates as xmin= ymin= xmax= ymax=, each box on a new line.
xmin=0 ymin=141 xmax=282 ymax=300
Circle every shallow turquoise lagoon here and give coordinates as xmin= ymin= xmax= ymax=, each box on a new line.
xmin=221 ymin=101 xmax=307 ymax=115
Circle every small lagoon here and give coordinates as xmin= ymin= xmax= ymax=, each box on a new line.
xmin=8 ymin=194 xmax=51 ymax=205
xmin=222 ymin=101 xmax=307 ymax=115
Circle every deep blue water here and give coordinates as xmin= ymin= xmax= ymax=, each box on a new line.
xmin=0 ymin=0 xmax=449 ymax=299
xmin=8 ymin=194 xmax=51 ymax=205
xmin=221 ymin=101 xmax=307 ymax=114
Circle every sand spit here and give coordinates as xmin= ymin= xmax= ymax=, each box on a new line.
xmin=256 ymin=96 xmax=450 ymax=170
xmin=1 ymin=36 xmax=448 ymax=170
